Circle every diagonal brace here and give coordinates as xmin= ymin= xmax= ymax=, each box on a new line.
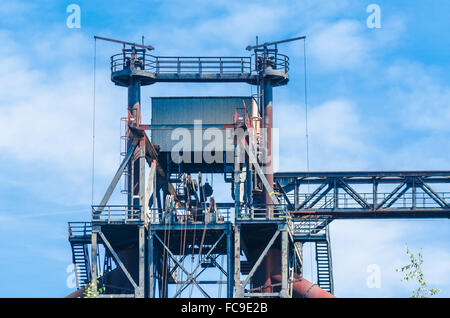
xmin=192 ymin=233 xmax=226 ymax=274
xmin=96 ymin=142 xmax=138 ymax=214
xmin=173 ymin=233 xmax=226 ymax=297
xmin=417 ymin=177 xmax=450 ymax=208
xmin=276 ymin=180 xmax=294 ymax=210
xmin=154 ymin=233 xmax=210 ymax=298
xmin=307 ymin=184 xmax=333 ymax=209
xmin=385 ymin=184 xmax=410 ymax=208
xmin=240 ymin=141 xmax=280 ymax=205
xmin=98 ymin=231 xmax=137 ymax=290
xmin=242 ymin=229 xmax=280 ymax=289
xmin=376 ymin=180 xmax=407 ymax=210
xmin=338 ymin=178 xmax=371 ymax=209
xmin=298 ymin=180 xmax=329 ymax=209
xmin=174 ymin=254 xmax=223 ymax=298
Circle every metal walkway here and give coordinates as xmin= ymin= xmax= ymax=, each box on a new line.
xmin=109 ymin=49 xmax=289 ymax=87
xmin=275 ymin=171 xmax=450 ymax=219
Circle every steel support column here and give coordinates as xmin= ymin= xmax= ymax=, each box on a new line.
xmin=90 ymin=229 xmax=98 ymax=293
xmin=127 ymin=73 xmax=141 ymax=207
xmin=234 ymin=224 xmax=242 ymax=298
xmin=137 ymin=225 xmax=145 ymax=298
xmin=281 ymin=226 xmax=289 ymax=298
xmin=148 ymin=228 xmax=155 ymax=298
xmin=227 ymin=226 xmax=234 ymax=297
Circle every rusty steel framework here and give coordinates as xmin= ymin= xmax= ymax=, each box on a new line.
xmin=67 ymin=36 xmax=450 ymax=298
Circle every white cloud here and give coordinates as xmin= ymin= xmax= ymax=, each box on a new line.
xmin=0 ymin=32 xmax=126 ymax=206
xmin=387 ymin=62 xmax=450 ymax=132
xmin=306 ymin=14 xmax=405 ymax=71
xmin=309 ymin=20 xmax=370 ymax=70
xmin=138 ymin=0 xmax=356 ymax=56
xmin=0 ymin=33 xmax=116 ymax=174
xmin=140 ymin=2 xmax=290 ymax=56
xmin=276 ymin=99 xmax=370 ymax=171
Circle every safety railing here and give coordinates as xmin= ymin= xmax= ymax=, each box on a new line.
xmin=283 ymin=192 xmax=450 ymax=210
xmin=68 ymin=222 xmax=92 ymax=238
xmin=253 ymin=52 xmax=289 ymax=74
xmin=236 ymin=204 xmax=289 ymax=220
xmin=149 ymin=56 xmax=252 ymax=74
xmin=148 ymin=206 xmax=231 ymax=224
xmin=288 ymin=216 xmax=331 ymax=239
xmin=111 ymin=51 xmax=253 ymax=75
xmin=91 ymin=205 xmax=143 ymax=224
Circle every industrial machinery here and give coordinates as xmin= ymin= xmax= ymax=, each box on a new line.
xmin=67 ymin=36 xmax=450 ymax=298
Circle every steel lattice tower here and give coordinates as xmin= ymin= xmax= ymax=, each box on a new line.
xmin=67 ymin=37 xmax=450 ymax=298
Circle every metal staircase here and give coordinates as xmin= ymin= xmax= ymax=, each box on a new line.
xmin=71 ymin=243 xmax=91 ymax=288
xmin=68 ymin=222 xmax=92 ymax=289
xmin=289 ymin=216 xmax=331 ymax=241
xmin=286 ymin=217 xmax=334 ymax=294
xmin=315 ymin=234 xmax=333 ymax=293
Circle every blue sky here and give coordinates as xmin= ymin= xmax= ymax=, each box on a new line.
xmin=0 ymin=0 xmax=449 ymax=297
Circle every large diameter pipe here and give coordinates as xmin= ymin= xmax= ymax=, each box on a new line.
xmin=65 ymin=287 xmax=85 ymax=298
xmin=127 ymin=77 xmax=141 ymax=206
xmin=128 ymin=77 xmax=141 ymax=122
xmin=271 ymin=274 xmax=336 ymax=298
xmin=267 ymin=249 xmax=335 ymax=298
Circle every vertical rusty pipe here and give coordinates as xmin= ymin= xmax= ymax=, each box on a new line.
xmin=128 ymin=77 xmax=141 ymax=121
xmin=261 ymin=77 xmax=274 ymax=291
xmin=127 ymin=77 xmax=141 ymax=206
xmin=263 ymin=78 xmax=274 ymax=216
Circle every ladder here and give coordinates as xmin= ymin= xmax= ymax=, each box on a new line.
xmin=315 ymin=233 xmax=333 ymax=293
xmin=70 ymin=242 xmax=91 ymax=288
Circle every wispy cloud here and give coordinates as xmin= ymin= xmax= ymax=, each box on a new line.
xmin=387 ymin=62 xmax=450 ymax=132
xmin=276 ymin=99 xmax=370 ymax=171
xmin=306 ymin=15 xmax=405 ymax=72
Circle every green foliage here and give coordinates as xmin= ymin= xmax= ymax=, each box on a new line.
xmin=396 ymin=246 xmax=440 ymax=298
xmin=82 ymin=279 xmax=104 ymax=298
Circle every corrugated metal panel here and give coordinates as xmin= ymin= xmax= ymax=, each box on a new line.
xmin=151 ymin=96 xmax=252 ymax=152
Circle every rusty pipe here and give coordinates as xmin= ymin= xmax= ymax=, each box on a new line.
xmin=271 ymin=274 xmax=335 ymax=298
xmin=265 ymin=249 xmax=335 ymax=298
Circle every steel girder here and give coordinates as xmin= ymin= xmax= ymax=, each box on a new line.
xmin=274 ymin=171 xmax=450 ymax=219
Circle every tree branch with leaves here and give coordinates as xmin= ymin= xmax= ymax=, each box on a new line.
xmin=396 ymin=246 xmax=440 ymax=298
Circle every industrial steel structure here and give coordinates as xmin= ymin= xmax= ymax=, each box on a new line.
xmin=67 ymin=36 xmax=450 ymax=298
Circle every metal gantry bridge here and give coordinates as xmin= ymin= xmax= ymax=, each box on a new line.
xmin=275 ymin=171 xmax=450 ymax=219
xmin=67 ymin=36 xmax=450 ymax=298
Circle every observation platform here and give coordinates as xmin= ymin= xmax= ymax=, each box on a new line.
xmin=110 ymin=51 xmax=290 ymax=87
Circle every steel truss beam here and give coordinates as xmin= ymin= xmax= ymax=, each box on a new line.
xmin=275 ymin=171 xmax=450 ymax=219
